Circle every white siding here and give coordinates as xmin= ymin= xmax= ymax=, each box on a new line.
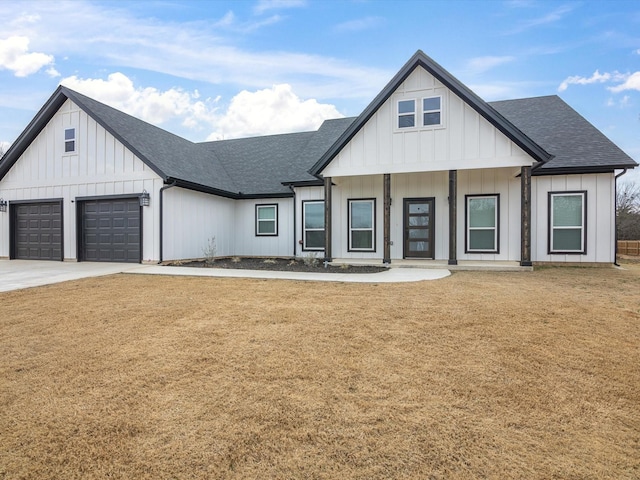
xmin=531 ymin=173 xmax=615 ymax=263
xmin=0 ymin=99 xmax=162 ymax=261
xmin=322 ymin=67 xmax=535 ymax=178
xmin=294 ymin=186 xmax=324 ymax=258
xmin=233 ymin=199 xmax=294 ymax=257
xmin=162 ymin=187 xmax=236 ymax=261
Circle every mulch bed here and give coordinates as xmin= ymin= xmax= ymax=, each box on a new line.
xmin=168 ymin=257 xmax=387 ymax=273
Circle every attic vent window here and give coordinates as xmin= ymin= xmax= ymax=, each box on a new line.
xmin=64 ymin=128 xmax=76 ymax=153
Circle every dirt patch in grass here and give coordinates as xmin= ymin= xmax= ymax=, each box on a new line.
xmin=169 ymin=256 xmax=387 ymax=273
xmin=1 ymin=264 xmax=639 ymax=479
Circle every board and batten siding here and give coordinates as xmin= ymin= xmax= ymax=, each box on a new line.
xmin=233 ymin=198 xmax=294 ymax=257
xmin=294 ymin=186 xmax=324 ymax=257
xmin=321 ymin=67 xmax=535 ymax=178
xmin=0 ymin=99 xmax=162 ymax=261
xmin=531 ymin=173 xmax=615 ymax=263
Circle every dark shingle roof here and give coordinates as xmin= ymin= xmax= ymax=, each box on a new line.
xmin=490 ymin=95 xmax=637 ymax=174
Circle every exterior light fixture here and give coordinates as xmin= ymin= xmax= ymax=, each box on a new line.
xmin=139 ymin=190 xmax=150 ymax=207
xmin=0 ymin=199 xmax=7 ymax=212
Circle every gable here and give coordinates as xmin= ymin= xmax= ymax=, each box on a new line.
xmin=320 ymin=66 xmax=538 ymax=177
xmin=0 ymin=98 xmax=160 ymax=187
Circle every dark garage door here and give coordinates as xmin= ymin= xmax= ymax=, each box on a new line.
xmin=12 ymin=201 xmax=63 ymax=260
xmin=80 ymin=198 xmax=141 ymax=263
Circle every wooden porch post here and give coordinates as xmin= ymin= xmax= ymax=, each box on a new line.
xmin=324 ymin=176 xmax=332 ymax=262
xmin=448 ymin=169 xmax=458 ymax=265
xmin=383 ymin=173 xmax=391 ymax=264
xmin=520 ymin=166 xmax=532 ymax=267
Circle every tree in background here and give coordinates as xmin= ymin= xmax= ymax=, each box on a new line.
xmin=617 ymin=180 xmax=640 ymax=240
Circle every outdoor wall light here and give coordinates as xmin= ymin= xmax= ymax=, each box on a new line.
xmin=139 ymin=190 xmax=150 ymax=207
xmin=0 ymin=198 xmax=7 ymax=212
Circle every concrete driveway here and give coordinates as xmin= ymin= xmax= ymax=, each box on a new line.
xmin=0 ymin=260 xmax=149 ymax=293
xmin=0 ymin=260 xmax=450 ymax=293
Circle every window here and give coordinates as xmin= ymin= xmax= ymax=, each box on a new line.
xmin=549 ymin=192 xmax=586 ymax=254
xmin=466 ymin=195 xmax=499 ymax=253
xmin=256 ymin=204 xmax=278 ymax=236
xmin=303 ymin=201 xmax=324 ymax=250
xmin=422 ymin=96 xmax=442 ymax=126
xmin=398 ymin=100 xmax=416 ymax=128
xmin=348 ymin=199 xmax=375 ymax=251
xmin=64 ymin=128 xmax=76 ymax=153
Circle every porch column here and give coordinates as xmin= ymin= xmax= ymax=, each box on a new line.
xmin=383 ymin=173 xmax=391 ymax=264
xmin=448 ymin=169 xmax=458 ymax=265
xmin=324 ymin=176 xmax=332 ymax=262
xmin=520 ymin=166 xmax=532 ymax=267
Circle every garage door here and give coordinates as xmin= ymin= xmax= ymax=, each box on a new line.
xmin=79 ymin=198 xmax=141 ymax=263
xmin=12 ymin=201 xmax=63 ymax=261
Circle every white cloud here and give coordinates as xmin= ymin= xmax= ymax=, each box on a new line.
xmin=506 ymin=4 xmax=575 ymax=34
xmin=467 ymin=56 xmax=516 ymax=74
xmin=558 ymin=70 xmax=613 ymax=92
xmin=0 ymin=140 xmax=10 ymax=154
xmin=0 ymin=36 xmax=55 ymax=77
xmin=253 ymin=0 xmax=306 ymax=15
xmin=334 ymin=16 xmax=384 ymax=33
xmin=608 ymin=72 xmax=640 ymax=93
xmin=61 ymin=73 xmax=219 ymax=128
xmin=208 ymin=84 xmax=342 ymax=140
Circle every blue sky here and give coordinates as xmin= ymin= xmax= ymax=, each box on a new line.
xmin=1 ymin=0 xmax=639 ymax=182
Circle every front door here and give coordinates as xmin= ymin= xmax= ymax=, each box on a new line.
xmin=404 ymin=198 xmax=435 ymax=259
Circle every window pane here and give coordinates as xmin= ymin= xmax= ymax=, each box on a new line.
xmin=352 ymin=230 xmax=372 ymax=249
xmin=553 ymin=228 xmax=582 ymax=251
xmin=258 ymin=206 xmax=275 ymax=220
xmin=258 ymin=220 xmax=275 ymax=235
xmin=423 ymin=97 xmax=440 ymax=111
xmin=304 ymin=203 xmax=324 ymax=229
xmin=469 ymin=230 xmax=495 ymax=250
xmin=305 ymin=231 xmax=324 ymax=249
xmin=351 ymin=201 xmax=372 ymax=229
xmin=410 ymin=241 xmax=428 ymax=252
xmin=398 ymin=100 xmax=415 ymax=114
xmin=469 ymin=198 xmax=496 ymax=228
xmin=423 ymin=112 xmax=441 ymax=125
xmin=65 ymin=128 xmax=75 ymax=140
xmin=409 ymin=203 xmax=429 ymax=214
xmin=398 ymin=115 xmax=415 ymax=128
xmin=408 ymin=216 xmax=429 ymax=226
xmin=553 ymin=195 xmax=582 ymax=227
xmin=65 ymin=141 xmax=75 ymax=152
xmin=409 ymin=228 xmax=428 ymax=239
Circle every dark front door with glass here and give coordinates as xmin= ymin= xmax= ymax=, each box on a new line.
xmin=403 ymin=198 xmax=434 ymax=259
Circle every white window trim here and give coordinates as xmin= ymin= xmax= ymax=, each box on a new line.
xmin=466 ymin=194 xmax=499 ymax=253
xmin=397 ymin=99 xmax=416 ymax=129
xmin=255 ymin=204 xmax=278 ymax=236
xmin=348 ymin=198 xmax=376 ymax=252
xmin=422 ymin=95 xmax=442 ymax=127
xmin=549 ymin=191 xmax=587 ymax=254
xmin=64 ymin=128 xmax=76 ymax=154
xmin=302 ymin=200 xmax=324 ymax=251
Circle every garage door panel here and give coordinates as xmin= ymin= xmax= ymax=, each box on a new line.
xmin=12 ymin=201 xmax=63 ymax=260
xmin=80 ymin=198 xmax=141 ymax=263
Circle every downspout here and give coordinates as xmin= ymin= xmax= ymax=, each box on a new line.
xmin=614 ymin=169 xmax=627 ymax=266
xmin=159 ymin=179 xmax=178 ymax=263
xmin=288 ymin=185 xmax=296 ymax=257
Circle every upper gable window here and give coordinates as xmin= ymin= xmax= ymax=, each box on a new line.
xmin=422 ymin=96 xmax=442 ymax=126
xmin=398 ymin=100 xmax=416 ymax=128
xmin=397 ymin=95 xmax=443 ymax=130
xmin=64 ymin=128 xmax=76 ymax=153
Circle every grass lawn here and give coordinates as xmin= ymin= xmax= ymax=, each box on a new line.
xmin=1 ymin=264 xmax=639 ymax=479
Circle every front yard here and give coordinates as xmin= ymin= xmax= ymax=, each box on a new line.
xmin=1 ymin=265 xmax=639 ymax=479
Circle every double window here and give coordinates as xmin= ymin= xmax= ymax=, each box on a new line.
xmin=302 ymin=201 xmax=324 ymax=250
xmin=64 ymin=128 xmax=76 ymax=153
xmin=397 ymin=95 xmax=442 ymax=129
xmin=255 ymin=204 xmax=278 ymax=236
xmin=466 ymin=195 xmax=499 ymax=253
xmin=348 ymin=199 xmax=376 ymax=251
xmin=549 ymin=192 xmax=586 ymax=254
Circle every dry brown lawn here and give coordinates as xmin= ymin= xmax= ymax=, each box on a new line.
xmin=1 ymin=264 xmax=639 ymax=479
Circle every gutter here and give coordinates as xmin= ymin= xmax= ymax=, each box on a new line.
xmin=288 ymin=185 xmax=297 ymax=257
xmin=159 ymin=179 xmax=178 ymax=263
xmin=613 ymin=169 xmax=628 ymax=266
